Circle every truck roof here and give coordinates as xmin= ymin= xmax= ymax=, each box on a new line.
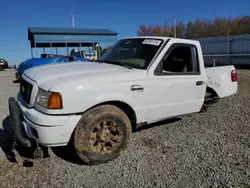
xmin=124 ymin=36 xmax=199 ymax=43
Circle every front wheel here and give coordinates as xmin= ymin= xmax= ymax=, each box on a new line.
xmin=72 ymin=105 xmax=132 ymax=165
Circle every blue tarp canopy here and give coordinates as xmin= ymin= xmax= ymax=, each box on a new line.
xmin=17 ymin=56 xmax=88 ymax=75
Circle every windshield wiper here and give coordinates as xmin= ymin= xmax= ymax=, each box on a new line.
xmin=99 ymin=60 xmax=133 ymax=70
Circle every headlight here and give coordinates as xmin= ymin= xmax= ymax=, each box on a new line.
xmin=35 ymin=88 xmax=63 ymax=109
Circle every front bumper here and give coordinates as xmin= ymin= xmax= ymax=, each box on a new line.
xmin=8 ymin=96 xmax=81 ymax=147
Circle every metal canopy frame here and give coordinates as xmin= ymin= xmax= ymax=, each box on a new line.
xmin=28 ymin=27 xmax=118 ymax=57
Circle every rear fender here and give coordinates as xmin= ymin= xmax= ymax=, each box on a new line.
xmin=205 ymin=66 xmax=238 ymax=98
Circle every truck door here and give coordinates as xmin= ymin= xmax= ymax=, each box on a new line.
xmin=147 ymin=42 xmax=207 ymax=123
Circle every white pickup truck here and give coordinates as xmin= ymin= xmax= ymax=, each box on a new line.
xmin=9 ymin=36 xmax=238 ymax=165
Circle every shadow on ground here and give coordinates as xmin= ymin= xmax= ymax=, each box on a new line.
xmin=134 ymin=117 xmax=181 ymax=133
xmin=0 ymin=116 xmax=49 ymax=167
xmin=51 ymin=145 xmax=84 ymax=165
xmin=0 ymin=116 xmax=17 ymax=163
xmin=12 ymin=80 xmax=20 ymax=84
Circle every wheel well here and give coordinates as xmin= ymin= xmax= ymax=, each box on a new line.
xmin=91 ymin=101 xmax=137 ymax=131
xmin=206 ymin=87 xmax=218 ymax=97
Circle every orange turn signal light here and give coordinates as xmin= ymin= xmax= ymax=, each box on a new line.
xmin=48 ymin=92 xmax=63 ymax=109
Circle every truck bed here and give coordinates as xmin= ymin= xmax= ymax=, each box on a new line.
xmin=205 ymin=65 xmax=238 ymax=98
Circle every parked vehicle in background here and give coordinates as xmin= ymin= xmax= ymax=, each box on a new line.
xmin=9 ymin=36 xmax=238 ymax=165
xmin=73 ymin=49 xmax=108 ymax=61
xmin=0 ymin=58 xmax=9 ymax=71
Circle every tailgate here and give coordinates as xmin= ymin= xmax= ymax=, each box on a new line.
xmin=205 ymin=65 xmax=238 ymax=98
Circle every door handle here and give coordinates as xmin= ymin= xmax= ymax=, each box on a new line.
xmin=131 ymin=85 xmax=144 ymax=92
xmin=196 ymin=81 xmax=204 ymax=86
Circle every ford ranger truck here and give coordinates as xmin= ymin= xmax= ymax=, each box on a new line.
xmin=9 ymin=36 xmax=238 ymax=165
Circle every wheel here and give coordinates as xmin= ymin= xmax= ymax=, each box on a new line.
xmin=72 ymin=105 xmax=132 ymax=165
xmin=0 ymin=66 xmax=4 ymax=71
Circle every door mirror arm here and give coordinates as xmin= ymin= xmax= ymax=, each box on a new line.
xmin=154 ymin=60 xmax=163 ymax=75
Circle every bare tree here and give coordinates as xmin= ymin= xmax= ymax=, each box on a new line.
xmin=137 ymin=16 xmax=250 ymax=38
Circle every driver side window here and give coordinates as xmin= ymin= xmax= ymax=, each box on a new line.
xmin=157 ymin=44 xmax=200 ymax=75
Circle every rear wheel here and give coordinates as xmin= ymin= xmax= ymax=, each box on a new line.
xmin=72 ymin=105 xmax=132 ymax=165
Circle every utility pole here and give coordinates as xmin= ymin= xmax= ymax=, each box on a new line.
xmin=70 ymin=14 xmax=76 ymax=52
xmin=173 ymin=17 xmax=176 ymax=38
xmin=70 ymin=14 xmax=75 ymax=28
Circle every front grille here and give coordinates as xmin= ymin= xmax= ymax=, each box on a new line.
xmin=20 ymin=79 xmax=33 ymax=104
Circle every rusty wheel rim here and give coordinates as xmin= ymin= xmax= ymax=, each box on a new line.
xmin=89 ymin=120 xmax=122 ymax=155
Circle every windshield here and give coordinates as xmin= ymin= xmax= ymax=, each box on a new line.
xmin=100 ymin=38 xmax=164 ymax=69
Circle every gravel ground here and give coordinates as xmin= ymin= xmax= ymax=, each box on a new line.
xmin=0 ymin=69 xmax=249 ymax=188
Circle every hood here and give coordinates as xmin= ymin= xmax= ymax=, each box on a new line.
xmin=24 ymin=62 xmax=147 ymax=90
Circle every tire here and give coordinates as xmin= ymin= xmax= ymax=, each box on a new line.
xmin=72 ymin=105 xmax=132 ymax=165
xmin=0 ymin=66 xmax=4 ymax=71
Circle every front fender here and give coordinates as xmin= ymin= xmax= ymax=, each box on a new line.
xmin=54 ymin=84 xmax=137 ymax=115
xmin=48 ymin=80 xmax=148 ymax=123
xmin=75 ymin=92 xmax=136 ymax=114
